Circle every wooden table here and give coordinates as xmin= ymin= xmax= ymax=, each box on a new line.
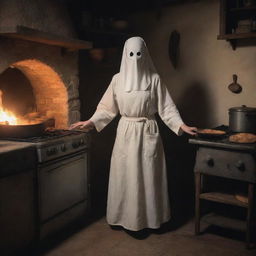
xmin=189 ymin=137 xmax=256 ymax=248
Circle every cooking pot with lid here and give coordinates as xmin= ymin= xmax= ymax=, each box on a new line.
xmin=229 ymin=105 xmax=256 ymax=133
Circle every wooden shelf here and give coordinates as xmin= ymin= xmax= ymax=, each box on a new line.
xmin=200 ymin=192 xmax=248 ymax=208
xmin=219 ymin=0 xmax=256 ymax=50
xmin=217 ymin=32 xmax=256 ymax=50
xmin=218 ymin=32 xmax=256 ymax=40
xmin=0 ymin=26 xmax=92 ymax=51
xmin=201 ymin=213 xmax=247 ymax=231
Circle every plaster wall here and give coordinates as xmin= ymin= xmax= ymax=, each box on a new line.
xmin=129 ymin=0 xmax=256 ymax=128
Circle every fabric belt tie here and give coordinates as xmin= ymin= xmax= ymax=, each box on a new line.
xmin=121 ymin=116 xmax=157 ymax=134
xmin=121 ymin=116 xmax=153 ymax=122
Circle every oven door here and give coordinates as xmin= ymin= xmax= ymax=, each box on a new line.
xmin=38 ymin=151 xmax=88 ymax=222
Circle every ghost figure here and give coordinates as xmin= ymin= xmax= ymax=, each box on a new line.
xmin=71 ymin=37 xmax=196 ymax=231
xmin=120 ymin=36 xmax=156 ymax=92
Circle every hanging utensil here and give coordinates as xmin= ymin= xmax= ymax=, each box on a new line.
xmin=228 ymin=74 xmax=242 ymax=94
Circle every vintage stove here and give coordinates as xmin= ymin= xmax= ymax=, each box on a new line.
xmin=189 ymin=127 xmax=256 ymax=182
xmin=2 ymin=130 xmax=91 ymax=240
xmin=189 ymin=126 xmax=256 ymax=248
xmin=9 ymin=130 xmax=90 ymax=162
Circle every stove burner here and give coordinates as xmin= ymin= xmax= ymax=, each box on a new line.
xmin=0 ymin=129 xmax=86 ymax=143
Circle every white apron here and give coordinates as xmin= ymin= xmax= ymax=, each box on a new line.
xmin=90 ymin=72 xmax=184 ymax=231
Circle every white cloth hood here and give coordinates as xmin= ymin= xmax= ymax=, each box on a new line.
xmin=120 ymin=37 xmax=157 ymax=92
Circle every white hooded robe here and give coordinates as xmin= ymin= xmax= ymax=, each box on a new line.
xmin=90 ymin=37 xmax=184 ymax=231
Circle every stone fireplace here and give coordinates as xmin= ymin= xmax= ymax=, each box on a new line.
xmin=0 ymin=0 xmax=92 ymax=129
xmin=1 ymin=59 xmax=70 ymax=128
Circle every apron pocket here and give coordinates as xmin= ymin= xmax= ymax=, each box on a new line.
xmin=144 ymin=133 xmax=160 ymax=158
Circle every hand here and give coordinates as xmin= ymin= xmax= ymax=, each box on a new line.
xmin=69 ymin=120 xmax=95 ymax=132
xmin=180 ymin=124 xmax=197 ymax=136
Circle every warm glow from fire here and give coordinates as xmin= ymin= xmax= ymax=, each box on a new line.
xmin=0 ymin=108 xmax=17 ymax=125
xmin=0 ymin=89 xmax=47 ymax=126
xmin=0 ymin=90 xmax=18 ymax=125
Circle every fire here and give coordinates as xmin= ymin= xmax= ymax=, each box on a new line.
xmin=0 ymin=89 xmax=17 ymax=125
xmin=0 ymin=89 xmax=18 ymax=125
xmin=0 ymin=108 xmax=17 ymax=125
xmin=0 ymin=89 xmax=50 ymax=126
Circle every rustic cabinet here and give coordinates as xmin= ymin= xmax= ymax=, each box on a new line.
xmin=218 ymin=0 xmax=256 ymax=49
xmin=189 ymin=137 xmax=256 ymax=248
xmin=0 ymin=171 xmax=36 ymax=255
xmin=0 ymin=145 xmax=37 ymax=256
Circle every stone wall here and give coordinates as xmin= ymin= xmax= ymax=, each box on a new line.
xmin=0 ymin=0 xmax=76 ymax=37
xmin=0 ymin=0 xmax=80 ymax=128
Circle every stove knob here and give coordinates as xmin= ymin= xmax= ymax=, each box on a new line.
xmin=46 ymin=148 xmax=57 ymax=156
xmin=206 ymin=156 xmax=214 ymax=167
xmin=235 ymin=160 xmax=245 ymax=172
xmin=61 ymin=144 xmax=66 ymax=152
xmin=72 ymin=141 xmax=79 ymax=148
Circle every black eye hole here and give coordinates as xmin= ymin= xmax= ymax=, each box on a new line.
xmin=137 ymin=52 xmax=141 ymax=56
xmin=129 ymin=52 xmax=134 ymax=57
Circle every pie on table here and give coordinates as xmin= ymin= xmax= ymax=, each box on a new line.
xmin=197 ymin=129 xmax=226 ymax=135
xmin=229 ymin=133 xmax=256 ymax=143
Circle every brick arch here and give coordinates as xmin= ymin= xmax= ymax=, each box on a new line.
xmin=12 ymin=59 xmax=68 ymax=129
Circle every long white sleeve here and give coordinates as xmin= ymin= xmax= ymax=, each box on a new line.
xmin=90 ymin=76 xmax=119 ymax=132
xmin=156 ymin=77 xmax=184 ymax=135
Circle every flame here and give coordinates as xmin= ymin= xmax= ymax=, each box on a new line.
xmin=0 ymin=89 xmax=18 ymax=125
xmin=0 ymin=108 xmax=17 ymax=125
xmin=0 ymin=90 xmax=48 ymax=126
